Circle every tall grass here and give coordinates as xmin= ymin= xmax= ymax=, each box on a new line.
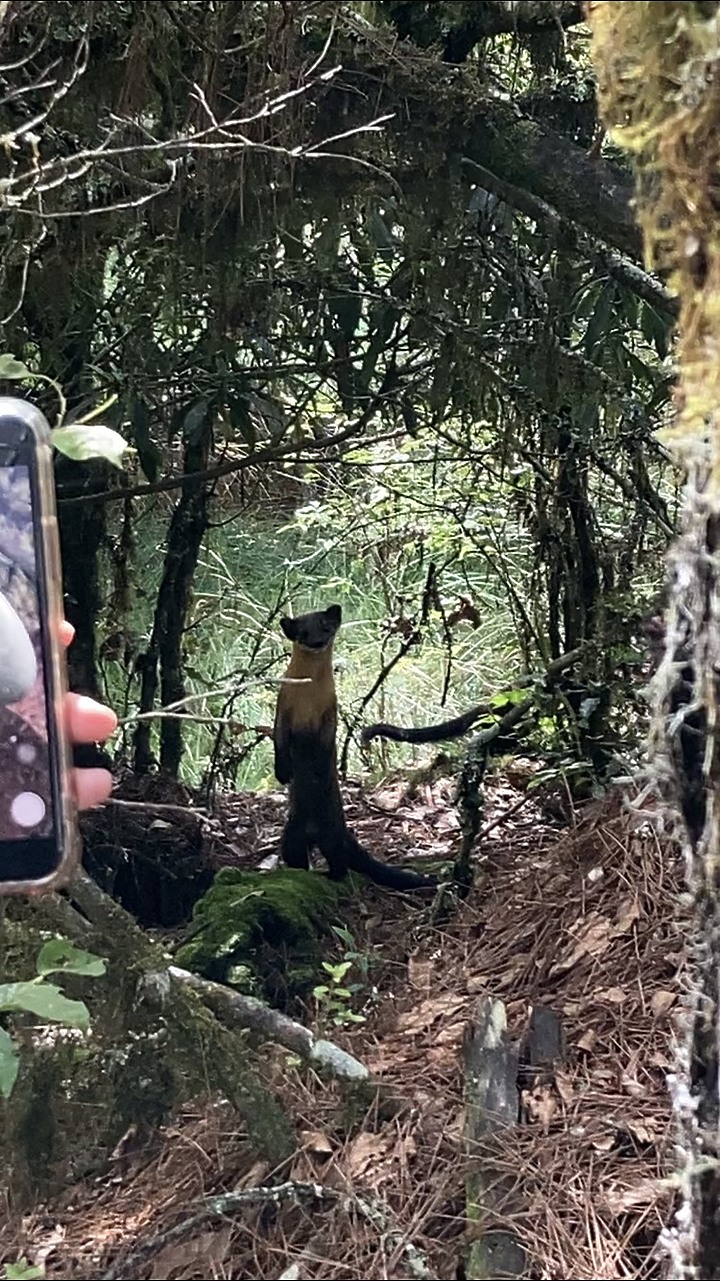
xmin=98 ymin=496 xmax=520 ymax=791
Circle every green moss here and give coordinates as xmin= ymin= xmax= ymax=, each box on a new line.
xmin=175 ymin=868 xmax=353 ymax=1007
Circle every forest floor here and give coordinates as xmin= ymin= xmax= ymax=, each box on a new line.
xmin=3 ymin=764 xmax=684 ymax=1281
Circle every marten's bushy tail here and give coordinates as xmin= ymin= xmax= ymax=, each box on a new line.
xmin=361 ymin=703 xmax=487 ymax=745
xmin=344 ymin=832 xmax=438 ymax=891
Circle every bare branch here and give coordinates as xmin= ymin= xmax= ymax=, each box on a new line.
xmin=0 ymin=222 xmax=46 ymax=325
xmin=56 ymin=370 xmax=421 ymax=505
xmin=0 ymin=56 xmax=61 ymax=110
xmin=1 ymin=58 xmax=388 ymax=222
xmin=461 ymin=155 xmax=672 ymax=310
xmin=0 ymin=34 xmax=88 ymax=151
xmin=100 ymin=1183 xmax=341 ymax=1281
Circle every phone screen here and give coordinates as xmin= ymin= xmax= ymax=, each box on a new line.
xmin=0 ymin=443 xmax=65 ymax=883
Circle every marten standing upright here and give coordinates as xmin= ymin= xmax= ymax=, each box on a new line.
xmin=274 ymin=604 xmax=437 ymax=890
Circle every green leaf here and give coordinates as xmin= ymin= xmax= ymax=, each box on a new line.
xmin=578 ymin=402 xmax=599 ymax=435
xmin=429 ymin=343 xmax=454 ymax=416
xmin=3 ymin=1259 xmax=45 ymax=1279
xmin=490 ymin=687 xmax=527 ymax=707
xmin=228 ymin=397 xmax=255 ymax=447
xmin=130 ymin=398 xmax=162 ymax=483
xmin=328 ymin=291 xmax=362 ymax=343
xmin=0 ymin=354 xmax=32 ymax=380
xmin=182 ymin=398 xmax=210 ymax=445
xmin=281 ymin=231 xmax=304 ymax=263
xmin=488 ymin=282 xmax=511 ymax=321
xmin=51 ymin=424 xmax=129 ymax=469
xmin=359 ymin=303 xmax=399 ymax=390
xmin=322 ymin=960 xmax=352 ymax=982
xmin=624 ymin=347 xmax=656 ymax=386
xmin=572 ymin=279 xmax=602 ymax=321
xmin=0 ymin=980 xmax=90 ymax=1028
xmin=0 ymin=1026 xmax=20 ymax=1099
xmin=619 ymin=290 xmax=639 ymax=329
xmin=330 ymin=925 xmax=356 ymax=948
xmin=583 ymin=280 xmax=616 ymax=358
xmin=36 ymin=938 xmax=106 ymax=979
xmin=315 ymin=219 xmax=341 ymax=266
xmin=367 ymin=210 xmax=395 ymax=257
xmin=640 ymin=302 xmax=673 ymax=360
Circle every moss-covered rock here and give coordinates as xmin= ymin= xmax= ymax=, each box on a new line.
xmin=175 ymin=868 xmax=353 ymax=1007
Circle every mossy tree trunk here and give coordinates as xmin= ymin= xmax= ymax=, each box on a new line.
xmin=0 ymin=873 xmax=296 ymax=1207
xmin=589 ymin=5 xmax=720 ymax=1275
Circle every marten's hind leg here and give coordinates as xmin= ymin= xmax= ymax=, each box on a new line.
xmin=280 ymin=815 xmax=310 ymax=870
xmin=317 ymin=818 xmax=349 ymax=881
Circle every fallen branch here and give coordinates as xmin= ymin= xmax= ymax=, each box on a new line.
xmin=167 ymin=966 xmax=368 ymax=1081
xmin=478 ymin=791 xmax=533 ymax=840
xmin=100 ymin=1182 xmax=333 ymax=1281
xmin=61 ymin=874 xmax=295 ymax=1161
xmin=100 ymin=1178 xmax=438 ymax=1281
xmin=67 ymin=874 xmax=369 ymax=1083
xmin=102 ymin=797 xmax=207 ymax=816
xmin=351 ymin=1190 xmax=438 ymax=1279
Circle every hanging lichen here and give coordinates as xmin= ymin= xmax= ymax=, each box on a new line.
xmin=588 ymin=4 xmax=720 ymax=1278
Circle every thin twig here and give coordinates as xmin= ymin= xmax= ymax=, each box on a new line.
xmin=102 ymin=798 xmax=207 ymax=816
xmin=478 ymin=791 xmax=533 ymax=839
xmin=100 ymin=1183 xmax=333 ymax=1280
xmin=339 ymin=561 xmax=440 ymax=774
xmin=100 ymin=1177 xmax=438 ymax=1281
xmin=118 ymin=676 xmax=308 ymax=726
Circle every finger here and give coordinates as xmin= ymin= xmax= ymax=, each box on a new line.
xmin=59 ymin=620 xmax=74 ymax=648
xmin=73 ymin=767 xmax=112 ymax=810
xmin=66 ymin=692 xmax=118 ymax=744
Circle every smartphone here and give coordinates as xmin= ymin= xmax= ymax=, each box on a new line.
xmin=0 ymin=396 xmax=79 ymax=894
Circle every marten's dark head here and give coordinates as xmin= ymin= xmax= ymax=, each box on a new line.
xmin=280 ymin=604 xmax=342 ymax=652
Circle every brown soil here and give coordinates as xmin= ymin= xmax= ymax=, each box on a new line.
xmin=0 ymin=766 xmax=683 ymax=1280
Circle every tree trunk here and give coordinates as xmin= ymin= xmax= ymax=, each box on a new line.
xmin=314 ymin=45 xmax=640 ymax=258
xmin=55 ymin=459 xmax=112 ymax=699
xmin=133 ymin=415 xmax=212 ymax=775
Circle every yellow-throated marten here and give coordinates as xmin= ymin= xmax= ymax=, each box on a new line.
xmin=274 ymin=604 xmax=437 ymax=890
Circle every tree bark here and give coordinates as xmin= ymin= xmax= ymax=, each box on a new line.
xmin=133 ymin=414 xmax=212 ymax=775
xmin=463 ymin=996 xmax=524 ymax=1279
xmin=54 ymin=456 xmax=110 ymax=699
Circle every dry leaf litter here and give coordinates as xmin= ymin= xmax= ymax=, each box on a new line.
xmin=1 ymin=764 xmax=684 ymax=1279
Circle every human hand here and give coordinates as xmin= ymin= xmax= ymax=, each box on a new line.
xmin=60 ymin=621 xmax=116 ymax=810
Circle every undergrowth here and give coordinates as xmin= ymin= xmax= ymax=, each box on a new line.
xmin=97 ymin=490 xmax=520 ymax=790
xmin=96 ymin=431 xmax=666 ymax=793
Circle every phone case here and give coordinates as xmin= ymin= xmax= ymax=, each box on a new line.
xmin=0 ymin=396 xmax=80 ymax=894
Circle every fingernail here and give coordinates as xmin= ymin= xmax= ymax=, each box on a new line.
xmin=73 ymin=694 xmax=118 ymax=725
